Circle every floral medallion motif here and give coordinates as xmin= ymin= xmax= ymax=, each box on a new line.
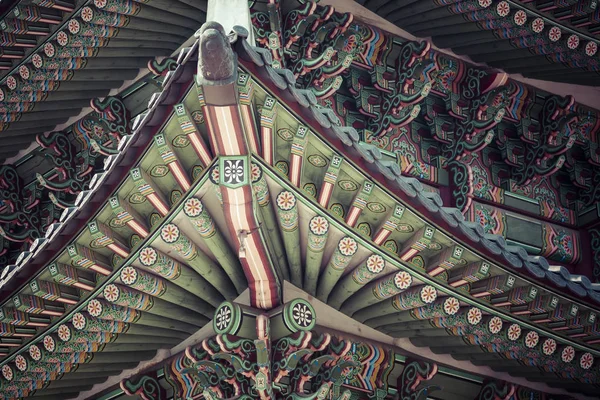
xmin=307 ymin=154 xmax=328 ymax=168
xmin=366 ymin=202 xmax=386 ymax=213
xmin=467 ymin=307 xmax=482 ymax=325
xmin=337 ymin=180 xmax=358 ymax=191
xmin=58 ymin=324 xmax=71 ymax=341
xmin=68 ymin=19 xmax=80 ymax=34
xmin=394 ymin=271 xmax=412 ymax=289
xmin=56 ymin=31 xmax=69 ymax=46
xmin=338 ymin=237 xmax=358 ymax=256
xmin=567 ymin=34 xmax=579 ymax=49
xmin=2 ymin=365 xmax=12 ymax=381
xmin=72 ymin=312 xmax=86 ymax=330
xmin=585 ymin=41 xmax=598 ymax=56
xmin=88 ymin=299 xmax=103 ymax=317
xmin=150 ymin=164 xmax=169 ymax=178
xmin=276 ymin=191 xmax=296 ymax=210
xmin=250 ymin=163 xmax=261 ymax=183
xmin=139 ymin=247 xmax=157 ymax=266
xmin=488 ymin=316 xmax=503 ymax=334
xmin=215 ymin=304 xmax=232 ymax=331
xmin=120 ymin=266 xmax=137 ymax=285
xmin=277 ymin=128 xmax=294 ymax=141
xmin=420 ymin=285 xmax=437 ymax=304
xmin=94 ymin=0 xmax=108 ymax=7
xmin=172 ymin=135 xmax=190 ymax=148
xmin=366 ymin=254 xmax=385 ymax=274
xmin=32 ymin=53 xmax=44 ymax=69
xmin=29 ymin=345 xmax=41 ymax=361
xmin=496 ymin=1 xmax=510 ymax=17
xmin=6 ymin=76 xmax=16 ymax=91
xmin=161 ymin=224 xmax=180 ymax=243
xmin=19 ymin=65 xmax=29 ymax=80
xmin=561 ymin=345 xmax=575 ymax=363
xmin=81 ymin=6 xmax=94 ymax=22
xmin=507 ymin=324 xmax=521 ymax=341
xmin=44 ymin=335 xmax=56 ymax=352
xmin=103 ymin=284 xmax=120 ymax=302
xmin=542 ymin=338 xmax=556 ymax=355
xmin=580 ymin=352 xmax=594 ymax=369
xmin=184 ymin=198 xmax=203 ymax=217
xmin=309 ymin=216 xmax=329 ymax=235
xmin=548 ymin=26 xmax=561 ymax=42
xmin=15 ymin=355 xmax=26 ymax=371
xmin=443 ymin=297 xmax=460 ymax=315
xmin=44 ymin=42 xmax=55 ymax=58
xmin=513 ymin=10 xmax=527 ymax=26
xmin=292 ymin=302 xmax=313 ymax=328
xmin=531 ymin=18 xmax=544 ymax=33
xmin=478 ymin=0 xmax=492 ymax=7
xmin=524 ymin=331 xmax=539 ymax=348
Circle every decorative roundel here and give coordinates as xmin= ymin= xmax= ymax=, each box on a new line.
xmin=488 ymin=316 xmax=503 ymax=334
xmin=548 ymin=26 xmax=562 ymax=42
xmin=183 ymin=197 xmax=203 ymax=217
xmin=43 ymin=42 xmax=55 ymax=58
xmin=0 ymin=88 xmax=4 ymax=102
xmin=507 ymin=323 xmax=521 ymax=341
xmin=32 ymin=53 xmax=43 ymax=69
xmin=57 ymin=324 xmax=71 ymax=342
xmin=394 ymin=271 xmax=412 ymax=290
xmin=338 ymin=237 xmax=357 ymax=256
xmin=567 ymin=34 xmax=579 ymax=49
xmin=43 ymin=335 xmax=56 ymax=352
xmin=120 ymin=266 xmax=138 ymax=285
xmin=87 ymin=299 xmax=103 ymax=317
xmin=103 ymin=284 xmax=120 ymax=303
xmin=94 ymin=0 xmax=108 ymax=8
xmin=580 ymin=352 xmax=594 ymax=370
xmin=68 ymin=19 xmax=80 ymax=34
xmin=72 ymin=312 xmax=86 ymax=330
xmin=15 ymin=355 xmax=27 ymax=372
xmin=443 ymin=297 xmax=460 ymax=315
xmin=29 ymin=344 xmax=41 ymax=361
xmin=366 ymin=254 xmax=385 ymax=274
xmin=496 ymin=1 xmax=510 ymax=17
xmin=467 ymin=307 xmax=482 ymax=325
xmin=213 ymin=302 xmax=241 ymax=334
xmin=81 ymin=6 xmax=94 ymax=22
xmin=139 ymin=247 xmax=158 ymax=266
xmin=513 ymin=10 xmax=527 ymax=26
xmin=478 ymin=0 xmax=492 ymax=7
xmin=6 ymin=76 xmax=17 ymax=91
xmin=309 ymin=215 xmax=329 ymax=235
xmin=585 ymin=41 xmax=598 ymax=57
xmin=2 ymin=365 xmax=13 ymax=381
xmin=524 ymin=331 xmax=539 ymax=348
xmin=250 ymin=162 xmax=262 ymax=183
xmin=160 ymin=223 xmax=180 ymax=243
xmin=420 ymin=285 xmax=437 ymax=304
xmin=276 ymin=191 xmax=296 ymax=210
xmin=284 ymin=298 xmax=316 ymax=332
xmin=561 ymin=345 xmax=575 ymax=363
xmin=531 ymin=18 xmax=545 ymax=33
xmin=19 ymin=65 xmax=29 ymax=80
xmin=542 ymin=338 xmax=556 ymax=355
xmin=57 ymin=31 xmax=69 ymax=47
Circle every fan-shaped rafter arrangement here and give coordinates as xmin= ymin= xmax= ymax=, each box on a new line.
xmin=0 ymin=1 xmax=599 ymax=399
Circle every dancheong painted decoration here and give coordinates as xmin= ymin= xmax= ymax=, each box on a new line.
xmin=0 ymin=0 xmax=597 ymax=399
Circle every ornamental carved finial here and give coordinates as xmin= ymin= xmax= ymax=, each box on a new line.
xmin=195 ymin=22 xmax=238 ymax=86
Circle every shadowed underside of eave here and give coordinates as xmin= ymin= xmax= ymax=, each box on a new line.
xmin=358 ymin=0 xmax=600 ymax=87
xmin=0 ymin=0 xmax=207 ymax=163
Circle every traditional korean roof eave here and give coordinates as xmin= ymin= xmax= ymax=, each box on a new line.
xmin=0 ymin=52 xmax=197 ymax=299
xmin=355 ymin=0 xmax=600 ymax=87
xmin=321 ymin=0 xmax=600 ymax=111
xmin=236 ymin=40 xmax=600 ymax=311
